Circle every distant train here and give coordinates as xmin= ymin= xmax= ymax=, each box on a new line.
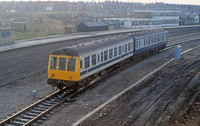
xmin=47 ymin=29 xmax=168 ymax=89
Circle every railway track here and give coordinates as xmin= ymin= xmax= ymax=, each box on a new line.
xmin=0 ymin=33 xmax=199 ymax=126
xmin=168 ymin=32 xmax=200 ymax=42
xmin=0 ymin=89 xmax=75 ymax=126
xmin=0 ymin=69 xmax=114 ymax=126
xmin=166 ymin=36 xmax=200 ymax=50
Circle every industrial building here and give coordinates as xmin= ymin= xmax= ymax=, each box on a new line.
xmin=108 ymin=10 xmax=180 ymax=29
xmin=77 ymin=22 xmax=108 ymax=32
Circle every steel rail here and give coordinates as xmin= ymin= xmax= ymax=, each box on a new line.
xmin=0 ymin=90 xmax=60 ymax=125
xmin=168 ymin=32 xmax=200 ymax=41
xmin=166 ymin=37 xmax=200 ymax=50
xmin=23 ymin=92 xmax=76 ymax=126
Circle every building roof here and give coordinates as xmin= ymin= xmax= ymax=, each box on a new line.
xmin=85 ymin=11 xmax=116 ymax=18
xmin=109 ymin=18 xmax=160 ymax=21
xmin=0 ymin=28 xmax=15 ymax=31
xmin=180 ymin=12 xmax=200 ymax=19
xmin=134 ymin=10 xmax=181 ymax=13
xmin=189 ymin=12 xmax=199 ymax=18
xmin=80 ymin=16 xmax=92 ymax=21
xmin=104 ymin=19 xmax=115 ymax=25
xmin=82 ymin=22 xmax=108 ymax=27
xmin=13 ymin=22 xmax=27 ymax=24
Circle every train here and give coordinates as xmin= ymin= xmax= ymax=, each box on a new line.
xmin=47 ymin=29 xmax=168 ymax=89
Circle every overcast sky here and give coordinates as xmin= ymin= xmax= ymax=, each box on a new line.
xmin=1 ymin=0 xmax=200 ymax=5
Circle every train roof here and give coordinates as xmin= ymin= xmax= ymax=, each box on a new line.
xmin=51 ymin=35 xmax=132 ymax=56
xmin=130 ymin=29 xmax=168 ymax=39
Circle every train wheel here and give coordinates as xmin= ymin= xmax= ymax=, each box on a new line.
xmin=57 ymin=83 xmax=64 ymax=90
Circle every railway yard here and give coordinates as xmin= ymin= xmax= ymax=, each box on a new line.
xmin=0 ymin=26 xmax=200 ymax=126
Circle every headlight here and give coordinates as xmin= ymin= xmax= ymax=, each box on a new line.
xmin=51 ymin=73 xmax=55 ymax=78
xmin=69 ymin=75 xmax=72 ymax=79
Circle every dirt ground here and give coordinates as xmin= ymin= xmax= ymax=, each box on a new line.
xmin=0 ymin=27 xmax=200 ymax=125
xmin=78 ymin=48 xmax=200 ymax=126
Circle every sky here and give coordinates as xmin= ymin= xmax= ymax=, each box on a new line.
xmin=0 ymin=0 xmax=200 ymax=5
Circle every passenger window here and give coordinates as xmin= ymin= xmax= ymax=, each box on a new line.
xmin=101 ymin=52 xmax=104 ymax=62
xmin=148 ymin=38 xmax=150 ymax=45
xmin=50 ymin=57 xmax=58 ymax=70
xmin=151 ymin=37 xmax=153 ymax=44
xmin=98 ymin=54 xmax=100 ymax=62
xmin=145 ymin=39 xmax=148 ymax=46
xmin=158 ymin=36 xmax=160 ymax=42
xmin=67 ymin=58 xmax=76 ymax=71
xmin=128 ymin=43 xmax=131 ymax=51
xmin=154 ymin=37 xmax=157 ymax=43
xmin=125 ymin=44 xmax=127 ymax=52
xmin=59 ymin=57 xmax=66 ymax=70
xmin=92 ymin=54 xmax=96 ymax=66
xmin=118 ymin=46 xmax=122 ymax=55
xmin=109 ymin=49 xmax=113 ymax=59
xmin=114 ymin=47 xmax=117 ymax=57
xmin=139 ymin=41 xmax=141 ymax=48
xmin=136 ymin=41 xmax=138 ymax=48
xmin=85 ymin=56 xmax=90 ymax=69
xmin=104 ymin=50 xmax=108 ymax=61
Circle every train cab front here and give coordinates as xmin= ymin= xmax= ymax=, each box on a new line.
xmin=47 ymin=55 xmax=80 ymax=89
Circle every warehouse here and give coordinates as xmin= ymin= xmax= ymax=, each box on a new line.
xmin=0 ymin=28 xmax=15 ymax=46
xmin=107 ymin=10 xmax=180 ymax=29
xmin=77 ymin=22 xmax=108 ymax=32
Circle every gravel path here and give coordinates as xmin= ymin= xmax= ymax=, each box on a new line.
xmin=0 ymin=27 xmax=200 ymax=123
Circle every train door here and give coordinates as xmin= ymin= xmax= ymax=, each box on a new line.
xmin=132 ymin=42 xmax=134 ymax=52
xmin=97 ymin=53 xmax=100 ymax=65
xmin=80 ymin=57 xmax=83 ymax=72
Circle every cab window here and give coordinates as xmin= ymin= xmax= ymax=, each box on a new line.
xmin=50 ymin=57 xmax=58 ymax=70
xmin=59 ymin=57 xmax=66 ymax=70
xmin=67 ymin=58 xmax=76 ymax=71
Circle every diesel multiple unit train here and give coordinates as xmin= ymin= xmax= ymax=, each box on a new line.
xmin=47 ymin=29 xmax=168 ymax=89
